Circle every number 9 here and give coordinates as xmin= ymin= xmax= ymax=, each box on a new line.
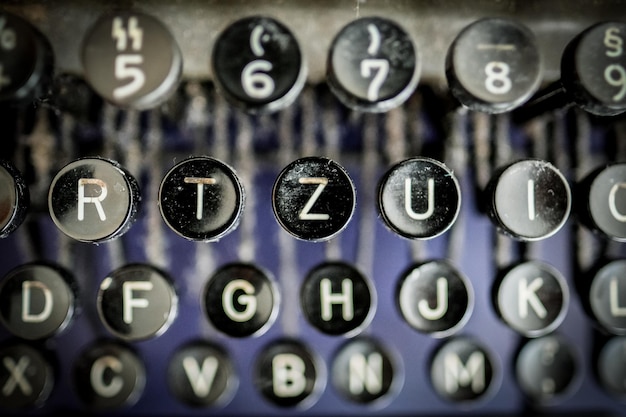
xmin=605 ymin=64 xmax=626 ymax=101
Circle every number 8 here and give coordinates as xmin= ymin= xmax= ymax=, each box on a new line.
xmin=484 ymin=61 xmax=512 ymax=95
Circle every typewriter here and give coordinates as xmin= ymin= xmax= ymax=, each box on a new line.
xmin=0 ymin=1 xmax=625 ymax=415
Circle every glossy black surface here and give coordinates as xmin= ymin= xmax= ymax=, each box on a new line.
xmin=327 ymin=16 xmax=419 ymax=112
xmin=0 ymin=159 xmax=29 ymax=238
xmin=589 ymin=259 xmax=626 ymax=335
xmin=446 ymin=18 xmax=541 ymax=113
xmin=212 ymin=16 xmax=305 ymax=113
xmin=159 ymin=156 xmax=245 ymax=242
xmin=81 ymin=11 xmax=182 ymax=109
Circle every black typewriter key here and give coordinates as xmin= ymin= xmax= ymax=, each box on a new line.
xmin=378 ymin=157 xmax=461 ymax=240
xmin=589 ymin=260 xmax=626 ymax=335
xmin=97 ymin=264 xmax=178 ymax=341
xmin=331 ymin=338 xmax=396 ymax=404
xmin=0 ymin=159 xmax=29 ymax=238
xmin=446 ymin=18 xmax=541 ymax=113
xmin=0 ymin=343 xmax=54 ymax=409
xmin=578 ymin=163 xmax=626 ymax=241
xmin=397 ymin=260 xmax=473 ymax=337
xmin=495 ymin=261 xmax=568 ymax=337
xmin=212 ymin=16 xmax=306 ymax=113
xmin=159 ymin=157 xmax=245 ymax=242
xmin=0 ymin=12 xmax=53 ymax=103
xmin=168 ymin=341 xmax=236 ymax=407
xmin=272 ymin=157 xmax=356 ymax=242
xmin=485 ymin=159 xmax=571 ymax=241
xmin=430 ymin=337 xmax=497 ymax=403
xmin=81 ymin=11 xmax=182 ymax=109
xmin=254 ymin=339 xmax=321 ymax=407
xmin=73 ymin=341 xmax=145 ymax=409
xmin=596 ymin=336 xmax=626 ymax=398
xmin=48 ymin=157 xmax=140 ymax=243
xmin=0 ymin=263 xmax=76 ymax=340
xmin=203 ymin=263 xmax=278 ymax=338
xmin=561 ymin=22 xmax=626 ymax=116
xmin=327 ymin=17 xmax=419 ymax=112
xmin=301 ymin=262 xmax=374 ymax=336
xmin=515 ymin=335 xmax=579 ymax=403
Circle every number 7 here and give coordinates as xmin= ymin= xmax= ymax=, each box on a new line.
xmin=360 ymin=58 xmax=389 ymax=101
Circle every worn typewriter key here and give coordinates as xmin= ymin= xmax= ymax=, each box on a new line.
xmin=331 ymin=338 xmax=397 ymax=404
xmin=159 ymin=157 xmax=245 ymax=241
xmin=254 ymin=339 xmax=321 ymax=407
xmin=0 ymin=159 xmax=29 ymax=238
xmin=97 ymin=264 xmax=178 ymax=341
xmin=397 ymin=260 xmax=473 ymax=338
xmin=168 ymin=341 xmax=236 ymax=407
xmin=203 ymin=263 xmax=278 ymax=337
xmin=81 ymin=11 xmax=182 ymax=109
xmin=378 ymin=157 xmax=461 ymax=240
xmin=515 ymin=335 xmax=579 ymax=403
xmin=212 ymin=16 xmax=306 ymax=113
xmin=73 ymin=341 xmax=145 ymax=409
xmin=430 ymin=337 xmax=497 ymax=403
xmin=577 ymin=163 xmax=626 ymax=241
xmin=0 ymin=263 xmax=76 ymax=340
xmin=327 ymin=17 xmax=419 ymax=112
xmin=495 ymin=261 xmax=569 ymax=337
xmin=301 ymin=262 xmax=374 ymax=336
xmin=0 ymin=12 xmax=53 ymax=104
xmin=589 ymin=260 xmax=626 ymax=335
xmin=446 ymin=18 xmax=542 ymax=113
xmin=485 ymin=159 xmax=571 ymax=241
xmin=273 ymin=157 xmax=356 ymax=241
xmin=596 ymin=336 xmax=626 ymax=398
xmin=48 ymin=157 xmax=140 ymax=243
xmin=0 ymin=343 xmax=54 ymax=409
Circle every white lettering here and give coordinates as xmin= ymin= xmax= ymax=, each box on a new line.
xmin=298 ymin=177 xmax=330 ymax=221
xmin=444 ymin=351 xmax=485 ymax=394
xmin=2 ymin=356 xmax=31 ymax=396
xmin=78 ymin=178 xmax=108 ymax=221
xmin=272 ymin=353 xmax=306 ymax=398
xmin=418 ymin=277 xmax=448 ymax=321
xmin=320 ymin=278 xmax=354 ymax=321
xmin=90 ymin=355 xmax=123 ymax=398
xmin=184 ymin=177 xmax=217 ymax=220
xmin=610 ymin=277 xmax=626 ymax=316
xmin=222 ymin=279 xmax=257 ymax=322
xmin=122 ymin=281 xmax=153 ymax=324
xmin=349 ymin=352 xmax=383 ymax=395
xmin=405 ymin=178 xmax=435 ymax=220
xmin=609 ymin=182 xmax=626 ymax=222
xmin=182 ymin=356 xmax=219 ymax=398
xmin=21 ymin=281 xmax=53 ymax=323
xmin=518 ymin=277 xmax=547 ymax=319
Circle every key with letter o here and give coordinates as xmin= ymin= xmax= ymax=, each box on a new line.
xmin=82 ymin=11 xmax=182 ymax=109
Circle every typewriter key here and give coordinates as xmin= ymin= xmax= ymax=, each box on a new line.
xmin=0 ymin=343 xmax=54 ymax=409
xmin=596 ymin=336 xmax=626 ymax=398
xmin=0 ymin=159 xmax=29 ymax=239
xmin=589 ymin=260 xmax=626 ymax=335
xmin=212 ymin=16 xmax=306 ymax=113
xmin=81 ymin=11 xmax=182 ymax=109
xmin=327 ymin=17 xmax=420 ymax=112
xmin=446 ymin=18 xmax=542 ymax=113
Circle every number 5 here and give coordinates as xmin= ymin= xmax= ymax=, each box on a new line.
xmin=113 ymin=54 xmax=146 ymax=99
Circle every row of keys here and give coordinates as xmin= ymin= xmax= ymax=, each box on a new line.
xmin=1 ymin=258 xmax=624 ymax=342
xmin=5 ymin=332 xmax=618 ymax=410
xmin=2 ymin=10 xmax=626 ymax=115
xmin=3 ymin=156 xmax=626 ymax=243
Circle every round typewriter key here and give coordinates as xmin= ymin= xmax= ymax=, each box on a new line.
xmin=495 ymin=261 xmax=569 ymax=338
xmin=430 ymin=337 xmax=497 ymax=403
xmin=81 ymin=11 xmax=182 ymax=109
xmin=0 ymin=12 xmax=53 ymax=103
xmin=596 ymin=336 xmax=626 ymax=398
xmin=515 ymin=335 xmax=579 ymax=403
xmin=589 ymin=260 xmax=626 ymax=335
xmin=578 ymin=163 xmax=626 ymax=241
xmin=561 ymin=22 xmax=626 ymax=116
xmin=301 ymin=262 xmax=374 ymax=336
xmin=73 ymin=341 xmax=145 ymax=409
xmin=97 ymin=264 xmax=178 ymax=341
xmin=212 ymin=16 xmax=306 ymax=113
xmin=0 ymin=263 xmax=76 ymax=340
xmin=168 ymin=341 xmax=237 ymax=407
xmin=48 ymin=157 xmax=140 ymax=243
xmin=485 ymin=159 xmax=571 ymax=241
xmin=331 ymin=337 xmax=397 ymax=404
xmin=378 ymin=157 xmax=461 ymax=240
xmin=446 ymin=18 xmax=542 ymax=113
xmin=272 ymin=157 xmax=356 ymax=242
xmin=397 ymin=260 xmax=473 ymax=338
xmin=0 ymin=343 xmax=54 ymax=409
xmin=254 ymin=339 xmax=322 ymax=407
xmin=203 ymin=263 xmax=278 ymax=338
xmin=327 ymin=16 xmax=419 ymax=112
xmin=0 ymin=159 xmax=29 ymax=238
xmin=159 ymin=157 xmax=245 ymax=242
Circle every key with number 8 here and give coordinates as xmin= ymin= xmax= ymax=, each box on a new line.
xmin=81 ymin=11 xmax=182 ymax=109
